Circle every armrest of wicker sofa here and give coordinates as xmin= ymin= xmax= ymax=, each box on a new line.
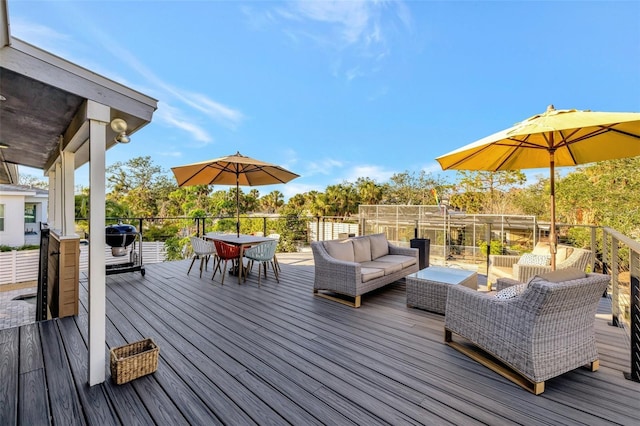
xmin=488 ymin=254 xmax=521 ymax=268
xmin=388 ymin=244 xmax=418 ymax=257
xmin=495 ymin=277 xmax=523 ymax=291
xmin=512 ymin=263 xmax=552 ymax=283
xmin=310 ymin=241 xmax=360 ymax=296
xmin=445 ymin=286 xmax=513 ymax=342
xmin=487 ymin=254 xmax=521 ymax=284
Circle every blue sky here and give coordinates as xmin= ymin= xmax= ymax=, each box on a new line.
xmin=11 ymin=0 xmax=640 ymax=199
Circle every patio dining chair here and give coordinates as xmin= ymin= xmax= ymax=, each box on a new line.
xmin=188 ymin=236 xmax=218 ymax=278
xmin=267 ymin=233 xmax=281 ymax=272
xmin=243 ymin=239 xmax=279 ymax=287
xmin=212 ymin=239 xmax=241 ymax=286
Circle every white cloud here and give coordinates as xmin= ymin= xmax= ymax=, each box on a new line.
xmin=288 ymin=0 xmax=372 ymax=45
xmin=275 ymin=148 xmax=300 ymax=172
xmin=267 ymin=1 xmax=412 ymax=81
xmin=10 ymin=17 xmax=71 ymax=53
xmin=304 ymin=158 xmax=344 ymax=176
xmin=184 ymin=93 xmax=245 ymax=129
xmin=155 ymin=104 xmax=213 ymax=145
xmin=14 ymin=15 xmax=244 ymax=141
xmin=342 ymin=164 xmax=395 ymax=183
xmin=421 ymin=161 xmax=445 ymax=174
xmin=158 ymin=151 xmax=183 ymax=158
xmin=279 ymin=182 xmax=324 ymax=199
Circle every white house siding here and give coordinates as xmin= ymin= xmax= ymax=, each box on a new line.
xmin=0 ymin=194 xmax=26 ymax=247
xmin=0 ymin=185 xmax=48 ymax=247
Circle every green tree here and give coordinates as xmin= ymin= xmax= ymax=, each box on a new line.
xmin=385 ymin=170 xmax=446 ymax=205
xmin=166 ymin=185 xmax=213 ymax=216
xmin=18 ymin=174 xmax=48 ymax=189
xmin=106 ymin=156 xmax=176 ymax=217
xmin=455 ymin=170 xmax=526 ymax=213
xmin=355 ymin=177 xmax=385 ymax=205
xmin=261 ymin=190 xmax=285 ymax=213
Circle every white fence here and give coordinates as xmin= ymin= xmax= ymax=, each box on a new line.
xmin=0 ymin=249 xmax=40 ymax=285
xmin=0 ymin=242 xmax=167 ymax=285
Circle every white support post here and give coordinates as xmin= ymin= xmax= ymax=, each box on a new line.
xmin=87 ymin=101 xmax=109 ymax=386
xmin=53 ymin=162 xmax=62 ymax=230
xmin=61 ymin=150 xmax=76 ymax=236
xmin=47 ymin=170 xmax=55 ymax=227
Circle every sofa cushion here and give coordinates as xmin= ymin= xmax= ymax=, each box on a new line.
xmin=495 ymin=283 xmax=527 ymax=300
xmin=351 ymin=237 xmax=372 ymax=263
xmin=530 ymin=267 xmax=587 ymax=284
xmin=360 ymin=260 xmax=403 ymax=275
xmin=361 ymin=267 xmax=385 ymax=283
xmin=324 ymin=239 xmax=354 ymax=262
xmin=375 ymin=254 xmax=417 ymax=269
xmin=517 ymin=253 xmax=551 ymax=266
xmin=369 ymin=233 xmax=389 ymax=259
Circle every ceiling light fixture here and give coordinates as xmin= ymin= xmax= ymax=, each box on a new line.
xmin=0 ymin=142 xmax=9 ymax=149
xmin=110 ymin=118 xmax=130 ymax=144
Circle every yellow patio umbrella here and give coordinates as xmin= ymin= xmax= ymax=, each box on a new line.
xmin=436 ymin=105 xmax=640 ymax=269
xmin=171 ymin=151 xmax=300 ymax=236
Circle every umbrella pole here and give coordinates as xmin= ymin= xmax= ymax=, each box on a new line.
xmin=549 ymin=148 xmax=557 ymax=270
xmin=236 ymin=176 xmax=240 ymax=237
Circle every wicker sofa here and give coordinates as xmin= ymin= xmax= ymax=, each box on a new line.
xmin=487 ymin=242 xmax=592 ymax=289
xmin=311 ymin=234 xmax=419 ymax=308
xmin=444 ymin=268 xmax=610 ymax=394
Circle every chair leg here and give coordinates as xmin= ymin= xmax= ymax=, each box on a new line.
xmin=243 ymin=259 xmax=254 ymax=282
xmin=212 ymin=255 xmax=221 ymax=276
xmin=271 ymin=260 xmax=280 ymax=283
xmin=212 ymin=257 xmax=223 ymax=284
xmin=187 ymin=255 xmax=197 ymax=276
xmin=273 ymin=253 xmax=280 ymax=272
xmin=257 ymin=262 xmax=262 ymax=287
xmin=220 ymin=260 xmax=228 ymax=286
xmin=199 ymin=256 xmax=207 ymax=278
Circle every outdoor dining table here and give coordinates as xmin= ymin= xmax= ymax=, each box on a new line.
xmin=204 ymin=233 xmax=276 ymax=284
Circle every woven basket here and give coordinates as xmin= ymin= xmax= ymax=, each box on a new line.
xmin=110 ymin=338 xmax=159 ymax=385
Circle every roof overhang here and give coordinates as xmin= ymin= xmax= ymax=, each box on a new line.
xmin=0 ymin=0 xmax=157 ymax=183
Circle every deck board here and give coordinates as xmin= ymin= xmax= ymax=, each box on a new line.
xmin=39 ymin=320 xmax=85 ymax=426
xmin=2 ymin=255 xmax=639 ymax=425
xmin=0 ymin=327 xmax=18 ymax=424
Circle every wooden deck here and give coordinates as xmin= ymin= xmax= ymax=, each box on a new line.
xmin=1 ymin=253 xmax=639 ymax=425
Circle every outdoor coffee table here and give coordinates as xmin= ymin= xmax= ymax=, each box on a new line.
xmin=406 ymin=266 xmax=478 ymax=314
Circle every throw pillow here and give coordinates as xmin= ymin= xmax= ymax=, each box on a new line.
xmin=517 ymin=253 xmax=551 ymax=266
xmin=495 ymin=283 xmax=528 ymax=300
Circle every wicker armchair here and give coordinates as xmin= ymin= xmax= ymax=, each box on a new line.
xmin=444 ymin=270 xmax=610 ymax=394
xmin=488 ymin=246 xmax=593 ymax=288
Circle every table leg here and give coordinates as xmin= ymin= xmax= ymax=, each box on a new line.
xmin=238 ymin=245 xmax=245 ymax=284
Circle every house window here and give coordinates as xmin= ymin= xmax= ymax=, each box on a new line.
xmin=0 ymin=204 xmax=4 ymax=231
xmin=25 ymin=204 xmax=37 ymax=223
